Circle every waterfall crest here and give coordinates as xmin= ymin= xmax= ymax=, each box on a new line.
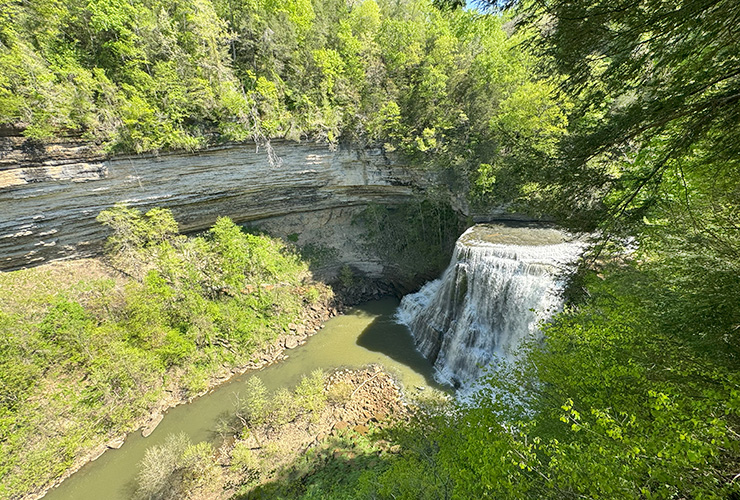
xmin=396 ymin=224 xmax=583 ymax=388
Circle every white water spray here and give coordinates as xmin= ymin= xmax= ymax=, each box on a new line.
xmin=396 ymin=224 xmax=584 ymax=389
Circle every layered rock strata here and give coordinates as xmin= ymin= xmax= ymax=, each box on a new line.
xmin=0 ymin=140 xmax=426 ymax=273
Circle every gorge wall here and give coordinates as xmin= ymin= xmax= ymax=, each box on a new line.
xmin=0 ymin=138 xmax=434 ymax=279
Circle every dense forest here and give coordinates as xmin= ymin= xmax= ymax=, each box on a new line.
xmin=0 ymin=0 xmax=563 ymax=196
xmin=1 ymin=0 xmax=740 ymax=498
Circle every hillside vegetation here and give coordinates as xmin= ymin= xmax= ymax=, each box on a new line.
xmin=0 ymin=0 xmax=564 ymax=202
xmin=0 ymin=206 xmax=330 ymax=499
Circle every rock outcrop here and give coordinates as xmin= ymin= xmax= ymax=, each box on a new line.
xmin=0 ymin=135 xmax=106 ymax=189
xmin=0 ymin=140 xmax=429 ymax=274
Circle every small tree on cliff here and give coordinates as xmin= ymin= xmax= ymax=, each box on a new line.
xmin=97 ymin=203 xmax=179 ymax=275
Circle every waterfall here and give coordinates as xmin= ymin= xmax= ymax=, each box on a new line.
xmin=396 ymin=224 xmax=583 ymax=389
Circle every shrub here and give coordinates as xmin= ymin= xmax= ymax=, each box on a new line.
xmin=327 ymin=381 xmax=353 ymax=404
xmin=137 ymin=433 xmax=190 ymax=499
xmin=240 ymin=376 xmax=269 ymax=426
xmin=269 ymin=388 xmax=298 ymax=426
xmin=339 ymin=265 xmax=355 ymax=288
xmin=230 ymin=441 xmax=259 ymax=475
xmin=181 ymin=442 xmax=219 ymax=489
xmin=295 ymin=369 xmax=326 ymax=416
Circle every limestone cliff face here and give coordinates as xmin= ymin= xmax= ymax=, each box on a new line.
xmin=0 ymin=135 xmax=107 ymax=188
xmin=0 ymin=140 xmax=429 ymax=274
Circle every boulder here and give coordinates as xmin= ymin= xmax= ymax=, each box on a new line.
xmin=141 ymin=413 xmax=164 ymax=438
xmin=285 ymin=335 xmax=300 ymax=349
xmin=333 ymin=421 xmax=349 ymax=432
xmin=107 ymin=437 xmax=125 ymax=449
xmin=353 ymin=424 xmax=369 ymax=435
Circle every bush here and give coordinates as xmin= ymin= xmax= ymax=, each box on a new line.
xmin=181 ymin=442 xmax=219 ymax=489
xmin=338 ymin=265 xmax=355 ymax=288
xmin=305 ymin=286 xmax=321 ymax=304
xmin=137 ymin=433 xmax=190 ymax=499
xmin=230 ymin=441 xmax=259 ymax=476
xmin=136 ymin=435 xmax=220 ymax=499
xmin=239 ymin=376 xmax=269 ymax=426
xmin=327 ymin=381 xmax=353 ymax=404
xmin=295 ymin=370 xmax=326 ymax=418
xmin=269 ymin=388 xmax=298 ymax=426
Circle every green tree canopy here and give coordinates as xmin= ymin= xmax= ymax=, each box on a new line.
xmin=0 ymin=0 xmax=565 ymax=172
xmin=477 ymin=0 xmax=739 ymax=241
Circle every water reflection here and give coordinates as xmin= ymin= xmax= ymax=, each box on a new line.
xmin=355 ymin=302 xmax=444 ymax=390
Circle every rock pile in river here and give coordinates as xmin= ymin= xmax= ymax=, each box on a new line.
xmin=323 ymin=365 xmax=409 ymax=439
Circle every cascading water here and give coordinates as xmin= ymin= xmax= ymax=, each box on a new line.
xmin=396 ymin=224 xmax=584 ymax=389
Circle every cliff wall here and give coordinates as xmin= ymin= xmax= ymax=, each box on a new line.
xmin=0 ymin=138 xmax=432 ymax=277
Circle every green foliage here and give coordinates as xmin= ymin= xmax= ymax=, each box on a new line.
xmin=304 ymin=286 xmax=321 ymax=304
xmin=240 ymin=376 xmax=269 ymax=426
xmin=97 ymin=204 xmax=179 ymax=274
xmin=354 ymin=200 xmax=466 ymax=283
xmin=338 ymin=264 xmax=355 ymax=288
xmin=294 ymin=369 xmax=326 ymax=417
xmin=0 ymin=0 xmax=560 ymax=172
xmin=326 ymin=380 xmax=352 ymax=404
xmin=137 ymin=433 xmax=192 ymax=499
xmin=479 ymin=0 xmax=740 ymax=243
xmin=230 ymin=440 xmax=259 ymax=476
xmin=235 ymin=370 xmax=326 ymax=432
xmin=0 ymin=0 xmax=251 ymax=150
xmin=209 ymin=216 xmax=307 ymax=288
xmin=511 ymin=266 xmax=740 ymax=498
xmin=0 ymin=208 xmax=321 ymax=499
xmin=270 ymin=388 xmax=299 ymax=426
xmin=136 ymin=433 xmax=219 ymax=499
xmin=38 ymin=298 xmax=96 ymax=366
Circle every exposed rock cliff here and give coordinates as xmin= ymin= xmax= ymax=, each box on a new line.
xmin=0 ymin=140 xmax=432 ymax=276
xmin=0 ymin=135 xmax=106 ymax=188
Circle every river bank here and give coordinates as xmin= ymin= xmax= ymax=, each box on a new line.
xmin=216 ymin=365 xmax=415 ymax=499
xmin=35 ymin=295 xmax=443 ymax=500
xmin=10 ymin=258 xmax=323 ymax=499
xmin=10 ymin=254 xmax=413 ymax=500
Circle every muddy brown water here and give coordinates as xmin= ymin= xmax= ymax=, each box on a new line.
xmin=42 ymin=297 xmax=443 ymax=500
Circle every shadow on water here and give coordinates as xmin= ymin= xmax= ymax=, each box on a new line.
xmin=42 ymin=297 xmax=443 ymax=500
xmin=354 ymin=301 xmax=446 ymax=391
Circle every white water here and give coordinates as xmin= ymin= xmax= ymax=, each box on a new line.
xmin=396 ymin=224 xmax=584 ymax=389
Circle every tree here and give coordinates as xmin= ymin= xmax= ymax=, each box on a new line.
xmin=96 ymin=204 xmax=179 ymax=274
xmin=478 ymin=0 xmax=740 ymax=239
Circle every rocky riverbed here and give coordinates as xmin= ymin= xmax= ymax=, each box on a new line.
xmin=214 ymin=365 xmax=417 ymax=498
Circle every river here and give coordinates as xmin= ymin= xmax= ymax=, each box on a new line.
xmin=42 ymin=297 xmax=443 ymax=500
